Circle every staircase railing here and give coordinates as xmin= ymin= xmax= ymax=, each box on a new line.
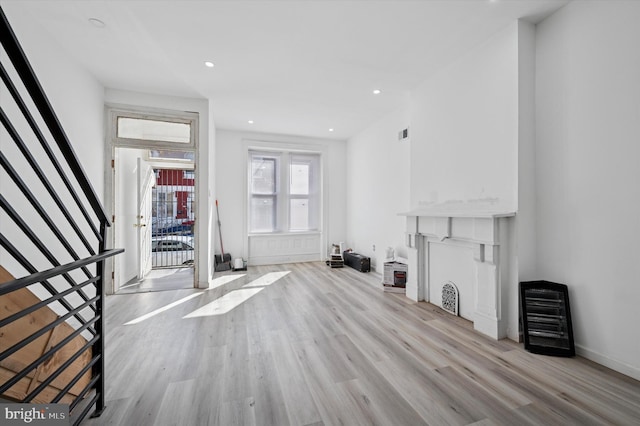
xmin=0 ymin=6 xmax=122 ymax=425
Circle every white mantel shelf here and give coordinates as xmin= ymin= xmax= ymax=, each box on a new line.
xmin=402 ymin=209 xmax=516 ymax=340
xmin=399 ymin=209 xmax=516 ymax=219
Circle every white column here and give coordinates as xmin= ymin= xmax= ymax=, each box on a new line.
xmin=473 ymin=243 xmax=503 ymax=339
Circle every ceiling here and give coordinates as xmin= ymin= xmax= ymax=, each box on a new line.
xmin=1 ymin=0 xmax=569 ymax=141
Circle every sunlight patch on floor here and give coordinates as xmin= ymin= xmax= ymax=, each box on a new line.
xmin=183 ymin=288 xmax=263 ymax=318
xmin=242 ymin=271 xmax=290 ymax=288
xmin=124 ymin=292 xmax=202 ymax=325
xmin=183 ymin=270 xmax=291 ymax=318
xmin=208 ymin=274 xmax=246 ymax=290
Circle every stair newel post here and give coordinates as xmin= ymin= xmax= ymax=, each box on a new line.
xmin=92 ymin=221 xmax=108 ymax=418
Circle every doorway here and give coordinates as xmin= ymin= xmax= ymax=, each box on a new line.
xmin=112 ymin=148 xmax=196 ymax=293
xmin=105 ymin=106 xmax=199 ymax=294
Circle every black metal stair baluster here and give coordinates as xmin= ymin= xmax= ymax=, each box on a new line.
xmin=0 ymin=8 xmax=110 ymax=226
xmin=0 ymin=275 xmax=99 ymax=328
xmin=0 ymin=153 xmax=99 ymax=304
xmin=0 ymin=233 xmax=95 ymax=334
xmin=92 ymin=220 xmax=107 ymax=417
xmin=0 ymin=193 xmax=98 ymax=303
xmin=0 ymin=108 xmax=97 ymax=256
xmin=52 ymin=349 xmax=100 ymax=404
xmin=0 ymin=62 xmax=102 ymax=242
xmin=0 ymin=246 xmax=122 ymax=297
xmin=0 ymin=293 xmax=99 ymax=364
xmin=0 ymin=6 xmax=121 ymax=423
xmin=23 ymin=336 xmax=98 ymax=403
xmin=0 ymin=316 xmax=99 ymax=395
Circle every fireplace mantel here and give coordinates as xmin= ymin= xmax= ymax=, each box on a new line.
xmin=401 ymin=208 xmax=515 ymax=340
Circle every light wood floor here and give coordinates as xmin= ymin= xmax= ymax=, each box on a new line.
xmin=117 ymin=267 xmax=194 ymax=294
xmin=84 ymin=262 xmax=640 ymax=425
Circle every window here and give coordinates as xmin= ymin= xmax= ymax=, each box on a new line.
xmin=249 ymin=150 xmax=320 ymax=233
xmin=109 ymin=108 xmax=197 ymax=150
xmin=117 ymin=117 xmax=191 ymax=143
xmin=249 ymin=154 xmax=278 ymax=232
xmin=289 ymin=154 xmax=320 ymax=231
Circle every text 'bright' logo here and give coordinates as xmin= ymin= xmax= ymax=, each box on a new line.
xmin=2 ymin=405 xmax=67 ymax=424
xmin=4 ymin=407 xmax=46 ymax=423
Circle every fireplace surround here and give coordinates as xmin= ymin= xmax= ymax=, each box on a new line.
xmin=402 ymin=208 xmax=516 ymax=340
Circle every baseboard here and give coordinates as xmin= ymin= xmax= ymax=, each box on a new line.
xmin=575 ymin=344 xmax=640 ymax=381
xmin=249 ymin=253 xmax=320 ymax=266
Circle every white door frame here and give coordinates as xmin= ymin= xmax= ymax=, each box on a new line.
xmin=104 ymin=104 xmax=199 ymax=294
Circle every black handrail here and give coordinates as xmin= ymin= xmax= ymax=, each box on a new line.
xmin=0 ymin=5 xmax=123 ymax=425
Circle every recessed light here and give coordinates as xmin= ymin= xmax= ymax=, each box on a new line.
xmin=88 ymin=18 xmax=105 ymax=28
xmin=329 ymin=128 xmax=334 ymax=132
xmin=204 ymin=61 xmax=215 ymax=68
xmin=248 ymin=120 xmax=254 ymax=124
xmin=373 ymin=89 xmax=381 ymax=95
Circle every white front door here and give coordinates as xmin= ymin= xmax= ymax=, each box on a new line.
xmin=137 ymin=157 xmax=154 ymax=280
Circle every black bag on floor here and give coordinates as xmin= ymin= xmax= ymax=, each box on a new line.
xmin=343 ymin=251 xmax=370 ymax=272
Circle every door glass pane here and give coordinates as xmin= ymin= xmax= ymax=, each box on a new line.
xmin=290 ymin=163 xmax=309 ymax=195
xmin=251 ymin=157 xmax=276 ymax=194
xmin=117 ymin=117 xmax=191 ymax=143
xmin=290 ymin=198 xmax=309 ymax=230
xmin=149 ymin=150 xmax=195 ymax=161
xmin=250 ymin=197 xmax=275 ymax=232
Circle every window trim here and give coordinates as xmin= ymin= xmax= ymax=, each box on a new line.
xmin=248 ymin=149 xmax=321 ymax=234
xmin=107 ymin=105 xmax=198 ymax=150
xmin=243 ymin=140 xmax=328 ymax=256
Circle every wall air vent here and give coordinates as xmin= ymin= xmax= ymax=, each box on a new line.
xmin=442 ymin=281 xmax=459 ymax=316
xmin=398 ymin=127 xmax=409 ymax=141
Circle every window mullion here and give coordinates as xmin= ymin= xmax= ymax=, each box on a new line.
xmin=281 ymin=152 xmax=290 ymax=232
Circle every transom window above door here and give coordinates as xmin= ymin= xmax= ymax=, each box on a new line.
xmin=117 ymin=117 xmax=191 ymax=143
xmin=109 ymin=108 xmax=197 ymax=149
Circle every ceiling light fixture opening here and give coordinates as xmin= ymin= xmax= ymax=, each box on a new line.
xmin=204 ymin=61 xmax=215 ymax=68
xmin=88 ymin=18 xmax=106 ymax=28
xmin=329 ymin=128 xmax=334 ymax=132
xmin=373 ymin=89 xmax=381 ymax=95
xmin=248 ymin=120 xmax=254 ymax=124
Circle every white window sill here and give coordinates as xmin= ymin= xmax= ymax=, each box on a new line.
xmin=248 ymin=231 xmax=321 ymax=237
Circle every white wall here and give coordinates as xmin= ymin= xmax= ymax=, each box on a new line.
xmin=104 ymin=89 xmax=215 ymax=288
xmin=215 ymin=129 xmax=347 ymax=262
xmin=345 ymin=108 xmax=411 ymax=272
xmin=404 ymin=21 xmax=532 ymax=341
xmin=0 ymin=6 xmax=105 ymax=280
xmin=410 ymin=22 xmax=519 ymax=213
xmin=1 ymin=6 xmax=107 ymax=199
xmin=0 ymin=6 xmax=105 ymax=327
xmin=536 ymin=0 xmax=640 ymax=380
xmin=512 ymin=21 xmax=537 ymax=341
